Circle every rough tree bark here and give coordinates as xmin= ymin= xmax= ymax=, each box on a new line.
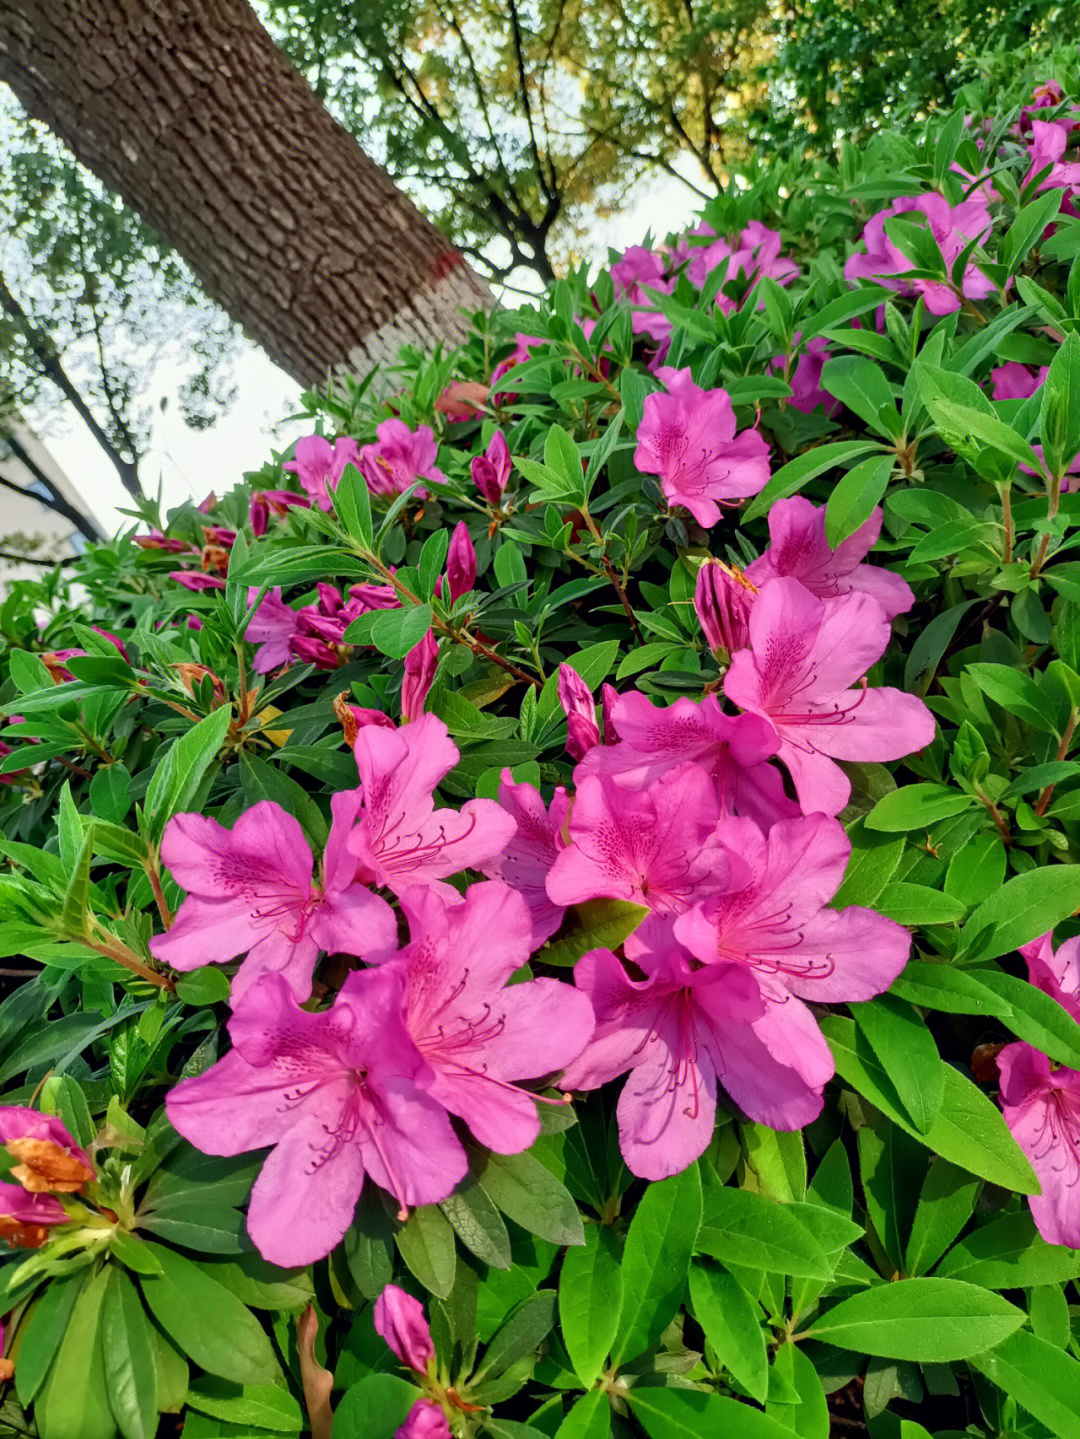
xmin=0 ymin=0 xmax=491 ymax=386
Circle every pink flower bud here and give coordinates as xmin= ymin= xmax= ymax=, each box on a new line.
xmin=374 ymin=1285 xmax=435 ymax=1377
xmin=694 ymin=559 xmax=753 ymax=655
xmin=446 ymin=522 xmax=477 ymax=603
xmin=395 ymin=1401 xmax=451 ymax=1439
xmin=402 ymin=630 xmax=438 ymax=722
xmin=470 ymin=431 xmax=511 ymax=506
xmin=289 ymin=634 xmax=344 ymax=670
xmin=250 ymin=492 xmax=269 ymax=537
xmin=203 ymin=526 xmax=237 ymax=549
xmin=557 ymin=663 xmax=600 ymax=760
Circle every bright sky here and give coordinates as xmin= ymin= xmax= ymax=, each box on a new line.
xmin=44 ymin=166 xmax=703 ymax=538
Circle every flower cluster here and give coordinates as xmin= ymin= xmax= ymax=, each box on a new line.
xmin=157 ymin=498 xmax=932 ymax=1251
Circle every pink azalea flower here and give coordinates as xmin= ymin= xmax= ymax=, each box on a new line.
xmin=245 ymin=588 xmax=301 ymax=673
xmin=283 ymin=435 xmax=362 ymax=511
xmin=1020 ymin=930 xmax=1080 ymax=1023
xmin=1025 ymin=120 xmax=1080 ymax=196
xmin=357 ymin=419 xmax=446 ymax=499
xmin=990 ymin=362 xmax=1049 ymax=401
xmin=578 ymin=689 xmax=798 ymax=832
xmin=844 ymin=193 xmax=994 ymax=315
xmin=150 ymin=797 xmax=397 ymax=1002
xmin=546 ymin=763 xmax=735 ymax=916
xmin=349 ymin=578 xmax=402 ymax=613
xmin=401 ymin=631 xmax=438 ymax=722
xmin=0 ymin=1107 xmax=93 ymax=1242
xmin=694 ymin=559 xmax=754 ymax=655
xmin=250 ymin=489 xmax=312 ymax=536
xmin=723 ymin=578 xmax=935 ymax=815
xmin=397 ymin=1402 xmax=451 ymax=1439
xmin=290 ymin=633 xmax=346 ymax=670
xmin=377 ymin=883 xmax=594 ymax=1151
xmin=166 ymin=969 xmax=468 ymax=1266
xmin=170 ymin=571 xmax=226 ymax=592
xmin=446 ymin=522 xmax=477 ymax=602
xmin=480 ymin=770 xmax=570 ymax=944
xmin=471 ymin=430 xmax=512 ymax=505
xmin=346 ymin=714 xmax=517 ymax=892
xmin=374 ymin=1285 xmax=435 ymax=1375
xmin=745 ymin=497 xmax=914 ymax=619
xmin=634 ymin=367 xmax=770 ymax=528
xmin=558 ymin=664 xmax=601 ymax=760
xmin=675 ymin=812 xmax=911 ymax=1008
xmin=561 ymin=811 xmax=908 ymax=1178
xmin=611 ymin=245 xmax=674 ymax=345
xmin=999 ymin=1042 xmax=1080 ymax=1247
xmin=561 ymin=940 xmax=814 ymax=1178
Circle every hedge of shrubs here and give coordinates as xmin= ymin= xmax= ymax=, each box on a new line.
xmin=5 ymin=56 xmax=1080 ymax=1439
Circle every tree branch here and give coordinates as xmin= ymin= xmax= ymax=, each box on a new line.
xmin=0 ymin=268 xmax=142 ymax=500
xmin=0 ymin=436 xmax=102 ymax=542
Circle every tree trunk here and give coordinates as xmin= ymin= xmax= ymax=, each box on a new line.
xmin=0 ymin=0 xmax=491 ymax=387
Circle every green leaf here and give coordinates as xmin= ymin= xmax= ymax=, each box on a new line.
xmin=439 ymin=1175 xmax=511 ymax=1270
xmin=804 ymin=1277 xmax=1023 ymax=1359
xmin=821 ymin=357 xmax=900 ymax=438
xmin=144 ymin=707 xmax=232 ymax=842
xmin=554 ymin=1389 xmax=610 ymax=1439
xmin=864 ymin=784 xmax=976 ymax=831
xmin=1041 ymin=329 xmax=1080 ymax=481
xmin=1001 ymin=188 xmax=1063 ymax=274
xmin=332 ymin=1374 xmax=421 ymax=1439
xmin=61 ymin=826 xmax=95 ymax=937
xmin=688 ymin=1260 xmax=767 ymax=1404
xmin=344 ymin=1190 xmax=395 ymax=1300
xmin=369 ymin=603 xmax=433 ymax=659
xmin=186 ymin=1377 xmax=304 ymax=1432
xmin=851 ymin=996 xmax=944 ymax=1134
xmin=138 ymin=1242 xmax=279 ymax=1383
xmin=559 ymin=1224 xmax=622 ymax=1388
xmin=915 ymin=362 xmax=1042 ymax=472
xmin=14 ymin=1271 xmax=86 ymax=1407
xmin=825 ymin=453 xmax=896 ymax=548
xmin=536 ymin=899 xmax=649 ymax=968
xmin=474 ymin=1291 xmax=556 ymax=1383
xmin=888 ymin=962 xmax=1001 ymax=1016
xmin=35 ymin=1268 xmax=115 ymax=1439
xmin=970 ymin=1328 xmax=1080 ymax=1439
xmin=696 ymin=1185 xmax=832 ymax=1280
xmin=630 ymin=1387 xmax=800 ymax=1439
xmin=478 ymin=1150 xmax=584 ymax=1247
xmin=904 ymin=1161 xmax=980 ymax=1277
xmin=974 ymin=968 xmax=1080 ymax=1068
xmin=101 ymin=1269 xmax=158 ymax=1439
xmin=613 ymin=1164 xmax=701 ymax=1365
xmin=743 ymin=441 xmax=884 ymax=523
xmin=904 ymin=600 xmax=979 ymax=695
xmin=964 ymin=662 xmax=1057 ymax=733
xmin=89 ymin=765 xmax=132 ymax=825
xmin=767 ymin=1341 xmax=830 ymax=1438
xmin=872 ymin=883 xmax=966 ymax=926
xmin=334 ymin=463 xmax=374 ymax=550
xmin=934 ymin=1212 xmax=1080 ymax=1288
xmin=959 ymin=863 xmax=1080 ymax=962
xmin=395 ymin=1203 xmax=456 ymax=1300
xmin=832 ymin=823 xmax=904 ymax=908
xmin=820 ymin=1016 xmax=1037 ymax=1192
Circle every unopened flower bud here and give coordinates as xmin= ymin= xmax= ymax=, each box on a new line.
xmin=446 ymin=522 xmax=477 ymax=603
xmin=373 ymin=1285 xmax=435 ymax=1376
xmin=470 ymin=431 xmax=511 ymax=506
xmin=557 ymin=664 xmax=600 ymax=760
xmin=694 ymin=558 xmax=754 ymax=655
xmin=402 ymin=630 xmax=438 ymax=722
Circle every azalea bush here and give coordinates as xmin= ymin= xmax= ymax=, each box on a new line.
xmin=7 ymin=59 xmax=1080 ymax=1439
